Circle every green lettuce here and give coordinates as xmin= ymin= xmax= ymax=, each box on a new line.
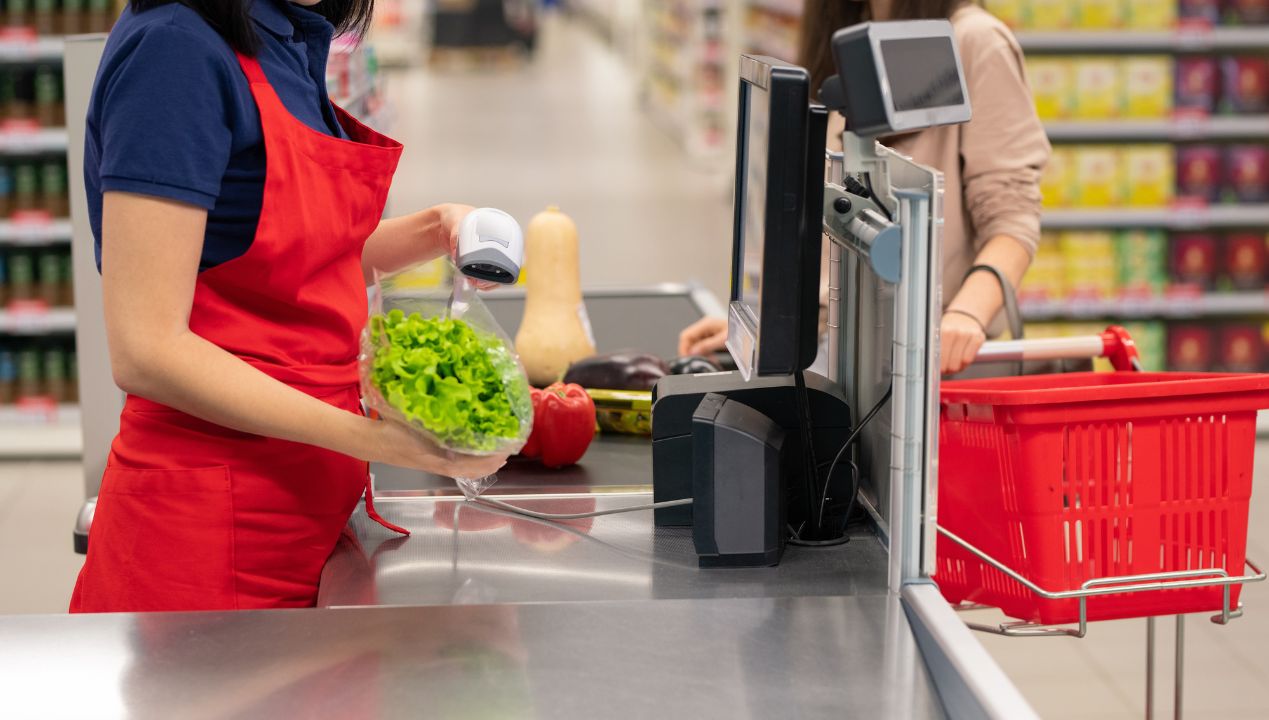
xmin=370 ymin=309 xmax=529 ymax=453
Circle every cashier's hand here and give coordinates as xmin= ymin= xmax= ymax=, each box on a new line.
xmin=366 ymin=417 xmax=510 ymax=478
xmin=438 ymin=203 xmax=500 ymax=291
xmin=940 ymin=310 xmax=986 ymax=376
xmin=678 ymin=316 xmax=728 ymax=357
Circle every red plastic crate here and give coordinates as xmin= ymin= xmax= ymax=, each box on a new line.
xmin=935 ymin=372 xmax=1269 ymax=625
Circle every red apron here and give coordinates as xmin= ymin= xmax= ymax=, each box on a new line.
xmin=71 ymin=53 xmax=406 ymax=613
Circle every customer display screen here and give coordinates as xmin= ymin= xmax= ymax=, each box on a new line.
xmin=879 ymin=37 xmax=965 ymax=111
xmin=736 ymin=81 xmax=769 ymax=319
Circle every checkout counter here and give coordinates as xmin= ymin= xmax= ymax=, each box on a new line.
xmin=0 ymin=24 xmax=1039 ymax=720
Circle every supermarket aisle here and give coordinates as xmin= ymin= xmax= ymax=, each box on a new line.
xmin=0 ymin=460 xmax=82 ymax=614
xmin=0 ymin=10 xmax=1267 ymax=720
xmin=382 ymin=13 xmax=734 ymax=302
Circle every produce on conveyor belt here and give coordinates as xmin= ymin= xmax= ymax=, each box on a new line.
xmin=588 ymin=388 xmax=652 ymax=435
xmin=519 ymin=382 xmax=595 ymax=468
xmin=562 ymin=350 xmax=669 ymax=391
xmin=365 ymin=309 xmax=532 ymax=454
xmin=668 ymin=355 xmax=722 ymax=375
xmin=514 ymin=206 xmax=596 ymax=387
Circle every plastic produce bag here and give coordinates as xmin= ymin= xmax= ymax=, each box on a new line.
xmin=360 ymin=259 xmax=533 ymax=498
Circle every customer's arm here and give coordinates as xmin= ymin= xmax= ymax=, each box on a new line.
xmin=943 ymin=21 xmax=1050 ymax=374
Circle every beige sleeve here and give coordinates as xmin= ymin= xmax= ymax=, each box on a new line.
xmin=958 ymin=28 xmax=1050 ymax=258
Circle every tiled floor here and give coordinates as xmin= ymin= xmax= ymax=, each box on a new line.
xmin=2 ymin=14 xmax=1267 ymax=719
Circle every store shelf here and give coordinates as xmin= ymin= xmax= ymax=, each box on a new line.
xmin=0 ymin=127 xmax=68 ymax=154
xmin=0 ymin=405 xmax=81 ymax=458
xmin=1017 ymin=27 xmax=1269 ymax=53
xmin=747 ymin=0 xmax=801 ymax=17
xmin=0 ymin=36 xmax=65 ymax=63
xmin=1042 ymin=205 xmax=1269 ymax=230
xmin=1044 ymin=116 xmax=1269 ymax=142
xmin=0 ymin=218 xmax=72 ymax=245
xmin=0 ymin=307 xmax=76 ymax=334
xmin=1020 ymin=291 xmax=1268 ymax=321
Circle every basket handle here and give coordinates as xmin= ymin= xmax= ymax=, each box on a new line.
xmin=974 ymin=325 xmax=1142 ymax=371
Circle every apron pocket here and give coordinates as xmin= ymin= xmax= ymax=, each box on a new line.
xmin=88 ymin=464 xmax=237 ymax=612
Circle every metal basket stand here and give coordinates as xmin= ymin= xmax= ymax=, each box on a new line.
xmin=937 ymin=524 xmax=1266 ymax=720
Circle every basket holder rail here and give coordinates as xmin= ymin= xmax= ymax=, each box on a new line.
xmin=937 ymin=525 xmax=1266 ymax=638
xmin=975 ymin=325 xmax=1143 ymax=372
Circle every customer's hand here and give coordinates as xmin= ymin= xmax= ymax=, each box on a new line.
xmin=940 ymin=310 xmax=987 ymax=375
xmin=678 ymin=316 xmax=728 ymax=357
xmin=361 ymin=416 xmax=510 ymax=478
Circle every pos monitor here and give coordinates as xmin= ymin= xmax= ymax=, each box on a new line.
xmin=827 ymin=19 xmax=971 ymax=137
xmin=726 ymin=55 xmax=828 ymax=380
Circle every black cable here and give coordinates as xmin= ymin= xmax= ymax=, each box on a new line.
xmin=861 ymin=173 xmax=894 ymax=222
xmin=792 ymin=370 xmax=821 ymax=536
xmin=817 ymin=384 xmax=893 ymax=531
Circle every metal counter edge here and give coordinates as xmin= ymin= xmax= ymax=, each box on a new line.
xmin=902 ymin=581 xmax=1039 ymax=720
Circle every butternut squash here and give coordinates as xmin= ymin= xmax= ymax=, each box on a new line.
xmin=515 ymin=206 xmax=596 ymax=386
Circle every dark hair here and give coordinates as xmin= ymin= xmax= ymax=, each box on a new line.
xmin=129 ymin=0 xmax=375 ymax=55
xmin=798 ymin=0 xmax=965 ymax=95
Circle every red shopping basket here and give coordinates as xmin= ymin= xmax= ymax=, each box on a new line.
xmin=935 ymin=371 xmax=1269 ymax=625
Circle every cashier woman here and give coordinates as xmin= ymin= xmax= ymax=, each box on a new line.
xmin=680 ymin=0 xmax=1050 ymax=376
xmin=71 ymin=0 xmax=512 ymax=613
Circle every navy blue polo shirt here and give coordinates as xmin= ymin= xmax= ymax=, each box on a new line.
xmin=85 ymin=0 xmax=348 ymax=271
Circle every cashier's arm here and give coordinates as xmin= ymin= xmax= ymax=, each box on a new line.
xmin=100 ymin=192 xmax=507 ymax=477
xmin=360 ymin=203 xmax=476 ymax=283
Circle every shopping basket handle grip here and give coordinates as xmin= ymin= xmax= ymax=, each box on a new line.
xmin=975 ymin=325 xmax=1141 ymax=371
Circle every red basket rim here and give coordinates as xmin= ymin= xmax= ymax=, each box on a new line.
xmin=940 ymin=371 xmax=1269 ymax=407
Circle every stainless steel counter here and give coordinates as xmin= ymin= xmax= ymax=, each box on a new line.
xmin=0 ymin=595 xmax=945 ymax=720
xmin=21 ymin=446 xmax=1031 ymax=718
xmin=319 ymin=492 xmax=887 ymax=608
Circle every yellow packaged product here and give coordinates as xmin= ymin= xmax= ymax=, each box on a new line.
xmin=1040 ymin=146 xmax=1073 ymax=209
xmin=1023 ymin=236 xmax=1067 ymax=301
xmin=983 ymin=0 xmax=1025 ymax=28
xmin=1027 ymin=0 xmax=1073 ymax=28
xmin=1124 ymin=0 xmax=1177 ymax=29
xmin=1121 ymin=144 xmax=1176 ymax=207
xmin=1120 ymin=56 xmax=1174 ymax=118
xmin=1072 ymin=147 xmax=1123 ymax=207
xmin=1027 ymin=58 xmax=1074 ymax=120
xmin=1023 ymin=323 xmax=1067 ymax=340
xmin=587 ymin=389 xmax=652 ymax=436
xmin=1071 ymin=58 xmax=1121 ymax=118
xmin=392 ymin=256 xmax=450 ymax=288
xmin=1075 ymin=0 xmax=1123 ymax=28
xmin=1059 ymin=231 xmax=1118 ymax=300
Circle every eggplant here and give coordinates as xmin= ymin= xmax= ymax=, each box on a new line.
xmin=563 ymin=351 xmax=669 ymax=391
xmin=669 ymin=355 xmax=722 ymax=375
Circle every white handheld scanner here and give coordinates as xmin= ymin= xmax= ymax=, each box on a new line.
xmin=456 ymin=208 xmax=524 ymax=284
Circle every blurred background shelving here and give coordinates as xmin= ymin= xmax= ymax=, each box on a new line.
xmin=637 ymin=0 xmax=728 ymax=159
xmin=688 ymin=0 xmax=1269 ymax=375
xmin=988 ymin=0 xmax=1269 ymax=375
xmin=0 ymin=3 xmax=96 ymax=458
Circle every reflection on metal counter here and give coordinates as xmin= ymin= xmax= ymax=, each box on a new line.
xmin=320 ymin=484 xmax=887 ymax=608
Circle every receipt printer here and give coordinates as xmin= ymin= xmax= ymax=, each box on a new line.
xmin=691 ymin=393 xmax=787 ymax=568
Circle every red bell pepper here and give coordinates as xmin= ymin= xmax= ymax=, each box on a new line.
xmin=521 ymin=382 xmax=595 ymax=468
